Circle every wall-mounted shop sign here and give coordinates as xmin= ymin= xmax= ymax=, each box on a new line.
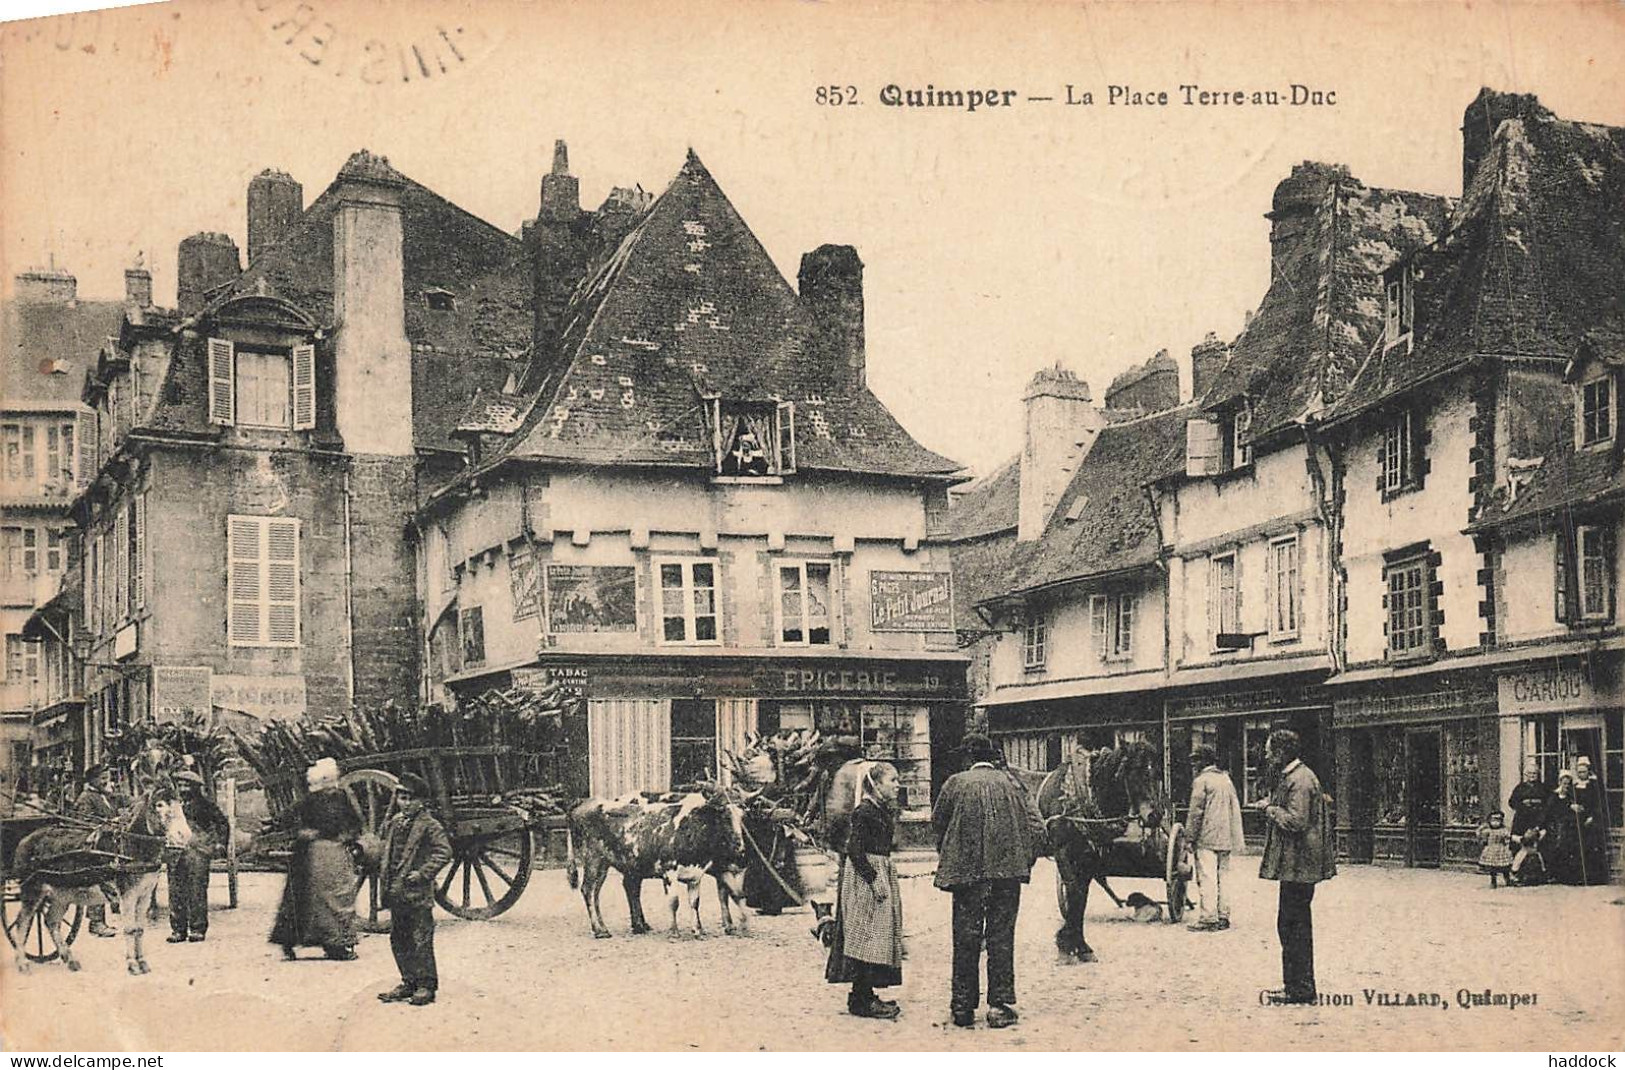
xmin=870 ymin=571 xmax=954 ymax=632
xmin=1498 ymin=664 xmax=1595 ymax=716
xmin=152 ymin=666 xmax=213 ymax=724
xmin=211 ymin=674 xmax=307 ymax=721
xmin=759 ymin=659 xmax=965 ymax=701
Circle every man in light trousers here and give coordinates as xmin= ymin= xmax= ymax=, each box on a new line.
xmin=1184 ymin=746 xmax=1245 ymax=932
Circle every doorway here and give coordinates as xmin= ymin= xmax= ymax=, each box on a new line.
xmin=670 ymin=698 xmax=718 ymax=788
xmin=1406 ymin=728 xmax=1442 ymax=867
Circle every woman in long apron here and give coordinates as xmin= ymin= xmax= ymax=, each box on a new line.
xmin=824 ymin=761 xmax=905 ymax=1020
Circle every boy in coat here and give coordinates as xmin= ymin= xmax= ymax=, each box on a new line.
xmin=1184 ymin=747 xmax=1245 ymax=931
xmin=377 ymin=772 xmax=453 ymax=1007
xmin=1253 ymin=730 xmax=1335 ymax=1005
xmin=166 ymin=770 xmax=230 ymax=943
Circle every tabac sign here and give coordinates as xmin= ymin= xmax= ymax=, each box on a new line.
xmin=869 ymin=571 xmax=954 ymax=632
xmin=1498 ymin=664 xmax=1596 ymax=715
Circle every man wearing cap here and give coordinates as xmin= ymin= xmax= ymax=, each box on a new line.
xmin=165 ymin=770 xmax=230 ymax=943
xmin=71 ymin=764 xmax=123 ymax=938
xmin=932 ymin=732 xmax=1046 ymax=1029
xmin=377 ymin=772 xmax=452 ymax=1007
xmin=1253 ymin=729 xmax=1335 ymax=1005
xmin=1185 ymin=746 xmax=1245 ymax=932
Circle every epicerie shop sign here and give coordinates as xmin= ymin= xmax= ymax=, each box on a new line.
xmin=870 ymin=571 xmax=953 ymax=632
xmin=1497 ymin=665 xmax=1595 ymax=715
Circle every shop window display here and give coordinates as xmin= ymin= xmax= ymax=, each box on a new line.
xmin=1442 ymin=720 xmax=1482 ymax=826
xmin=1373 ymin=726 xmax=1408 ymax=825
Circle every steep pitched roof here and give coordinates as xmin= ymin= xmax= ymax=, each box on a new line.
xmin=1334 ymin=102 xmax=1625 ymax=421
xmin=991 ymin=404 xmax=1191 ymax=599
xmin=211 ymin=152 xmax=533 ymax=452
xmin=1201 ymin=167 xmax=1450 ymax=439
xmin=485 ymin=152 xmax=959 ymax=479
xmin=2 ymin=296 xmax=122 ymax=409
xmin=944 ymin=456 xmax=1019 ymax=542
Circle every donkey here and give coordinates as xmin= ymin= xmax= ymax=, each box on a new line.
xmin=11 ymin=788 xmax=172 ymax=975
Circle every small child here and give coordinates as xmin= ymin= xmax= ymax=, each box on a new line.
xmin=1477 ymin=811 xmax=1513 ymax=888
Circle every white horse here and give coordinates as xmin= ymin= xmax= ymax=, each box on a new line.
xmin=12 ymin=791 xmax=170 ymax=975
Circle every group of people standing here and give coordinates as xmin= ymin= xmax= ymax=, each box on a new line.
xmin=1494 ymin=756 xmax=1612 ymax=887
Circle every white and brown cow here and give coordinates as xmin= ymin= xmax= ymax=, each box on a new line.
xmin=567 ymin=791 xmax=753 ymax=939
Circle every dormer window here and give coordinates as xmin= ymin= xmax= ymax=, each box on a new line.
xmin=1222 ymin=405 xmax=1252 ymax=470
xmin=207 ymin=337 xmax=316 ymax=431
xmin=1384 ymin=266 xmax=1414 ymax=347
xmin=1582 ymin=375 xmax=1614 ymax=446
xmin=711 ymin=399 xmax=795 ymax=479
xmin=424 ymin=289 xmax=457 ymax=313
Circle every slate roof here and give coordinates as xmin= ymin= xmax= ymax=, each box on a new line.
xmin=943 ymin=457 xmax=1020 ymax=631
xmin=944 ymin=456 xmax=1019 ymax=542
xmin=2 ymin=295 xmax=122 ymax=410
xmin=471 ymin=151 xmax=960 ymax=480
xmin=1332 ymin=98 xmax=1625 ymax=422
xmin=989 ymin=404 xmax=1192 ymax=599
xmin=1200 ymin=167 xmax=1451 ymax=441
xmin=142 ymin=151 xmax=533 ymax=452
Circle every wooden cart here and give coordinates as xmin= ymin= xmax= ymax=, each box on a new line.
xmin=261 ymin=744 xmax=560 ymax=932
xmin=1055 ymin=816 xmax=1195 ymax=923
xmin=1 ymin=812 xmax=85 ymax=962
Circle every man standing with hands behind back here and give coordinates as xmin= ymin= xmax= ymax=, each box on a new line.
xmin=1253 ymin=729 xmax=1335 ymax=1005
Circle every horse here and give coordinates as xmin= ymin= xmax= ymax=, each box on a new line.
xmin=1031 ymin=741 xmax=1168 ymax=963
xmin=11 ymin=786 xmax=173 ymax=975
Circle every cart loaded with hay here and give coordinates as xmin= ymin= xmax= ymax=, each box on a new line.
xmin=235 ymin=687 xmax=573 ymax=931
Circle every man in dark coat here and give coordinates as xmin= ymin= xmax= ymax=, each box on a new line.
xmin=166 ymin=770 xmax=231 ymax=943
xmin=932 ymin=733 xmax=1045 ymax=1030
xmin=1254 ymin=730 xmax=1336 ymax=1005
xmin=377 ymin=772 xmax=453 ymax=1007
xmin=71 ymin=765 xmax=122 ymax=937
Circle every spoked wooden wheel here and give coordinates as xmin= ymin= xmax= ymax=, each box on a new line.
xmin=435 ymin=827 xmax=532 ymax=921
xmin=1164 ymin=822 xmax=1192 ymax=923
xmin=340 ymin=769 xmax=400 ymax=934
xmin=2 ymin=885 xmax=84 ymax=962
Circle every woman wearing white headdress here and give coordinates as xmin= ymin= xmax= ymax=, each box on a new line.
xmin=823 ymin=760 xmax=905 ymax=1020
xmin=270 ymin=758 xmax=362 ymax=960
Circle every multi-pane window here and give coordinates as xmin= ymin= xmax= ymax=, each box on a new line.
xmin=1578 ymin=525 xmax=1613 ymax=621
xmin=1269 ymin=536 xmax=1300 ymax=637
xmin=1 ymin=527 xmax=37 ymax=580
xmin=1386 ymin=556 xmax=1430 ymax=657
xmin=227 ymin=515 xmax=301 ymax=647
xmin=1022 ymin=612 xmax=1047 ymax=670
xmin=3 ymin=424 xmax=36 ymax=484
xmin=1211 ymin=553 xmax=1239 ymax=640
xmin=4 ymin=635 xmax=39 ymax=687
xmin=1223 ymin=408 xmax=1252 ymax=470
xmin=777 ymin=562 xmax=832 ymax=645
xmin=44 ymin=423 xmax=75 ymax=488
xmin=236 ymin=350 xmax=293 ymax=429
xmin=45 ymin=530 xmax=64 ymax=573
xmin=1582 ymin=377 xmax=1613 ymax=446
xmin=657 ymin=559 xmax=719 ymax=644
xmin=1382 ymin=410 xmax=1414 ymax=493
xmin=1088 ymin=593 xmax=1135 ymax=660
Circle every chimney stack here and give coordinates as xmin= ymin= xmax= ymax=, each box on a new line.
xmin=124 ymin=266 xmax=152 ymax=308
xmin=1018 ymin=365 xmax=1105 ymax=542
xmin=247 ymin=168 xmax=303 ymax=264
xmin=1104 ymin=348 xmax=1180 ymax=413
xmin=176 ymin=232 xmax=240 ymax=315
xmin=331 ymin=150 xmax=413 ymax=456
xmin=1190 ymin=332 xmax=1229 ymax=402
xmin=14 ymin=270 xmax=77 ymax=304
xmin=528 ymin=140 xmax=591 ymax=364
xmin=798 ymin=244 xmax=866 ymax=389
xmin=1461 ymin=88 xmax=1553 ymax=193
xmin=1266 ymin=162 xmax=1347 ymax=282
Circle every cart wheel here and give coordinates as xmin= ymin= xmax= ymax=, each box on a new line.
xmin=435 ymin=827 xmax=532 ymax=921
xmin=2 ymin=885 xmax=85 ymax=963
xmin=1165 ymin=822 xmax=1191 ymax=924
xmin=340 ymin=769 xmax=401 ymax=933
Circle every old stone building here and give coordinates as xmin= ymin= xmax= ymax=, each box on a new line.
xmin=417 ymin=147 xmax=967 ymax=838
xmin=71 ymin=152 xmax=530 ymax=763
xmin=1 ymin=269 xmax=119 ymax=798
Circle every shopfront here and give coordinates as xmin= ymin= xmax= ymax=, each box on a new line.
xmin=985 ymin=688 xmax=1163 ymax=776
xmin=1165 ymin=678 xmax=1331 ymax=849
xmin=1332 ymin=671 xmax=1498 ymax=869
xmin=450 ymin=653 xmax=968 ymax=845
xmin=1495 ymin=653 xmax=1623 ymax=864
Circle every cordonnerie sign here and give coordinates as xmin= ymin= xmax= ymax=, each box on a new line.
xmin=869 ymin=571 xmax=954 ymax=632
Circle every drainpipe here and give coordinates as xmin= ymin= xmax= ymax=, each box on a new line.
xmin=343 ymin=467 xmax=356 ymax=717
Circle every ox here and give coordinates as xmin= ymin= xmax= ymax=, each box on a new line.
xmin=567 ymin=791 xmax=752 ymax=939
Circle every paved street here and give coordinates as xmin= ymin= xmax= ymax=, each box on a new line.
xmin=4 ymin=860 xmax=1622 ymax=1051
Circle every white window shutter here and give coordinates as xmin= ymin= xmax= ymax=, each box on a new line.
xmin=1089 ymin=595 xmax=1108 ymax=658
xmin=134 ymin=493 xmax=146 ymax=610
xmin=76 ymin=412 xmax=95 ymax=487
xmin=207 ymin=338 xmax=236 ymax=426
xmin=292 ymin=344 xmax=316 ymax=430
xmin=1185 ymin=418 xmax=1222 ymax=476
xmin=710 ymin=400 xmax=724 ymax=472
xmin=115 ymin=508 xmax=128 ymax=622
xmin=227 ymin=516 xmax=262 ymax=645
xmin=776 ymin=400 xmax=796 ymax=473
xmin=266 ymin=518 xmax=300 ymax=646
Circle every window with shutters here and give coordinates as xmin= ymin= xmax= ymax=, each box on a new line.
xmin=1210 ymin=552 xmax=1240 ymax=645
xmin=5 ymin=635 xmax=40 ymax=686
xmin=710 ymin=400 xmax=795 ymax=479
xmin=777 ymin=561 xmax=833 ymax=646
xmin=1112 ymin=592 xmax=1135 ymax=658
xmin=114 ymin=508 xmax=128 ymax=623
xmin=1578 ymin=525 xmax=1614 ymax=622
xmin=227 ymin=515 xmax=301 ymax=647
xmin=45 ymin=529 xmax=64 ymax=573
xmin=656 ymin=558 xmax=720 ymax=645
xmin=207 ymin=338 xmax=315 ymax=431
xmin=44 ymin=423 xmax=75 ymax=491
xmin=1268 ymin=535 xmax=1300 ymax=639
xmin=237 ymin=351 xmax=292 ymax=428
xmin=1022 ymin=612 xmax=1047 ymax=670
xmin=1 ymin=527 xmax=36 ymax=581
xmin=3 ymin=424 xmax=36 ymax=486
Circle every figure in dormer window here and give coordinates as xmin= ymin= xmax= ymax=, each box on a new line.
xmin=721 ymin=418 xmax=770 ymax=477
xmin=712 ymin=400 xmax=796 ymax=477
